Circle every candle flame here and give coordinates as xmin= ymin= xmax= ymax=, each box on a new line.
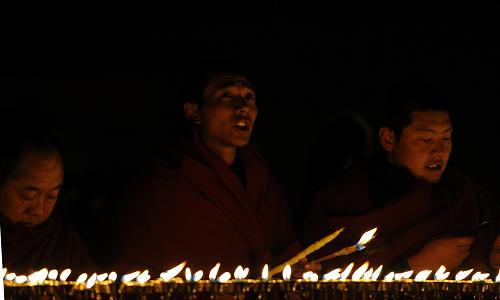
xmin=471 ymin=272 xmax=490 ymax=281
xmin=261 ymin=264 xmax=269 ymax=280
xmin=1 ymin=268 xmax=6 ymax=279
xmin=496 ymin=270 xmax=500 ymax=282
xmin=434 ymin=265 xmax=450 ymax=280
xmin=283 ymin=265 xmax=291 ymax=280
xmin=323 ymin=268 xmax=342 ymax=281
xmin=310 ymin=273 xmax=319 ymax=282
xmin=60 ymin=269 xmax=71 ymax=281
xmin=121 ymin=271 xmax=140 ymax=283
xmin=455 ymin=269 xmax=474 ymax=281
xmin=109 ymin=272 xmax=117 ymax=282
xmin=193 ymin=270 xmax=203 ymax=281
xmin=161 ymin=261 xmax=186 ymax=282
xmin=76 ymin=273 xmax=88 ymax=283
xmin=97 ymin=273 xmax=108 ymax=282
xmin=86 ymin=273 xmax=97 ymax=289
xmin=340 ymin=263 xmax=354 ymax=280
xmin=5 ymin=273 xmax=16 ymax=281
xmin=414 ymin=270 xmax=432 ymax=281
xmin=37 ymin=268 xmax=48 ymax=283
xmin=185 ymin=267 xmax=192 ymax=281
xmin=394 ymin=270 xmax=413 ymax=280
xmin=384 ymin=272 xmax=395 ymax=281
xmin=363 ymin=268 xmax=373 ymax=280
xmin=15 ymin=275 xmax=28 ymax=284
xmin=234 ymin=266 xmax=244 ymax=280
xmin=209 ymin=263 xmax=221 ymax=281
xmin=28 ymin=271 xmax=39 ymax=283
xmin=352 ymin=262 xmax=369 ymax=280
xmin=371 ymin=265 xmax=383 ymax=280
xmin=136 ymin=270 xmax=151 ymax=284
xmin=218 ymin=272 xmax=231 ymax=283
xmin=48 ymin=269 xmax=58 ymax=281
xmin=302 ymin=271 xmax=313 ymax=280
xmin=357 ymin=228 xmax=377 ymax=247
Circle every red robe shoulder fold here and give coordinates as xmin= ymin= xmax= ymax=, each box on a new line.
xmin=300 ymin=158 xmax=500 ymax=272
xmin=1 ymin=207 xmax=97 ymax=276
xmin=111 ymin=132 xmax=300 ymax=276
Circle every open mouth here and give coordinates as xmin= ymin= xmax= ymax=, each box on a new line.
xmin=425 ymin=163 xmax=442 ymax=171
xmin=235 ymin=121 xmax=250 ymax=131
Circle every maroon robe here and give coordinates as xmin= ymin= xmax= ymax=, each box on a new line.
xmin=1 ymin=207 xmax=97 ymax=276
xmin=111 ymin=130 xmax=300 ymax=276
xmin=300 ymin=157 xmax=500 ymax=273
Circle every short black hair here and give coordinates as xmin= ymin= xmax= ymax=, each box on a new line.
xmin=0 ymin=129 xmax=61 ymax=185
xmin=179 ymin=60 xmax=254 ymax=107
xmin=380 ymin=80 xmax=450 ymax=139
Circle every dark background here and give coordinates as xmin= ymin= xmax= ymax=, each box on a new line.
xmin=2 ymin=3 xmax=500 ymax=253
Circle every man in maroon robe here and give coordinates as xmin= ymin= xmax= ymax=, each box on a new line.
xmin=111 ymin=69 xmax=300 ymax=276
xmin=0 ymin=131 xmax=96 ymax=276
xmin=300 ymin=84 xmax=500 ymax=274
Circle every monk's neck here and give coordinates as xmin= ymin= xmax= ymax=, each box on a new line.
xmin=202 ymin=138 xmax=237 ymax=165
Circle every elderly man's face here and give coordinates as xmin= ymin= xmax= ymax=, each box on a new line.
xmin=196 ymin=74 xmax=258 ymax=148
xmin=388 ymin=111 xmax=452 ymax=183
xmin=0 ymin=151 xmax=63 ymax=227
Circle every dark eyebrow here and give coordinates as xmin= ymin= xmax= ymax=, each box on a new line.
xmin=23 ymin=184 xmax=62 ymax=192
xmin=416 ymin=127 xmax=452 ymax=133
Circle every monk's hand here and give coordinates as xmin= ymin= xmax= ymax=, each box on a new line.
xmin=407 ymin=236 xmax=474 ymax=272
xmin=489 ymin=234 xmax=500 ymax=268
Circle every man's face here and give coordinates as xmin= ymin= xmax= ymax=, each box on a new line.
xmin=198 ymin=74 xmax=258 ymax=148
xmin=390 ymin=111 xmax=452 ymax=183
xmin=0 ymin=151 xmax=63 ymax=227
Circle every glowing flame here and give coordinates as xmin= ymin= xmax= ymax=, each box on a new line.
xmin=283 ymin=265 xmax=291 ymax=281
xmin=193 ymin=270 xmax=203 ymax=281
xmin=371 ymin=266 xmax=383 ymax=280
xmin=384 ymin=272 xmax=395 ymax=281
xmin=5 ymin=273 xmax=16 ymax=281
xmin=48 ymin=270 xmax=58 ymax=281
xmin=15 ymin=275 xmax=28 ymax=284
xmin=352 ymin=262 xmax=369 ymax=280
xmin=340 ymin=263 xmax=354 ymax=280
xmin=261 ymin=264 xmax=269 ymax=281
xmin=496 ymin=270 xmax=500 ymax=282
xmin=160 ymin=261 xmax=186 ymax=282
xmin=76 ymin=273 xmax=88 ymax=283
xmin=121 ymin=271 xmax=140 ymax=283
xmin=434 ymin=265 xmax=450 ymax=280
xmin=471 ymin=272 xmax=490 ymax=281
xmin=455 ymin=269 xmax=474 ymax=281
xmin=323 ymin=268 xmax=342 ymax=281
xmin=394 ymin=270 xmax=413 ymax=280
xmin=28 ymin=271 xmax=39 ymax=283
xmin=218 ymin=272 xmax=231 ymax=283
xmin=414 ymin=270 xmax=432 ymax=281
xmin=60 ymin=269 xmax=71 ymax=281
xmin=233 ymin=266 xmax=249 ymax=280
xmin=37 ymin=268 xmax=48 ymax=283
xmin=109 ymin=272 xmax=117 ymax=282
xmin=363 ymin=268 xmax=373 ymax=280
xmin=136 ymin=270 xmax=151 ymax=284
xmin=302 ymin=271 xmax=318 ymax=281
xmin=1 ymin=268 xmax=6 ymax=279
xmin=185 ymin=268 xmax=192 ymax=281
xmin=97 ymin=273 xmax=108 ymax=282
xmin=357 ymin=228 xmax=377 ymax=247
xmin=209 ymin=263 xmax=221 ymax=281
xmin=86 ymin=273 xmax=97 ymax=289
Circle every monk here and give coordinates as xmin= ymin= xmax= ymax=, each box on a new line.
xmin=110 ymin=69 xmax=301 ymax=276
xmin=0 ymin=130 xmax=96 ymax=275
xmin=300 ymin=84 xmax=500 ymax=274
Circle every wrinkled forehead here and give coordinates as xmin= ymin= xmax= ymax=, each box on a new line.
xmin=203 ymin=74 xmax=254 ymax=95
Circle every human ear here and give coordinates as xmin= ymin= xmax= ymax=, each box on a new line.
xmin=184 ymin=102 xmax=201 ymax=124
xmin=379 ymin=127 xmax=396 ymax=152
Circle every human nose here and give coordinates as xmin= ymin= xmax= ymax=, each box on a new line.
xmin=233 ymin=97 xmax=251 ymax=114
xmin=432 ymin=140 xmax=450 ymax=155
xmin=29 ymin=198 xmax=45 ymax=217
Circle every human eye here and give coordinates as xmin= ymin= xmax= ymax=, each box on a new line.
xmin=244 ymin=92 xmax=255 ymax=101
xmin=19 ymin=193 xmax=35 ymax=201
